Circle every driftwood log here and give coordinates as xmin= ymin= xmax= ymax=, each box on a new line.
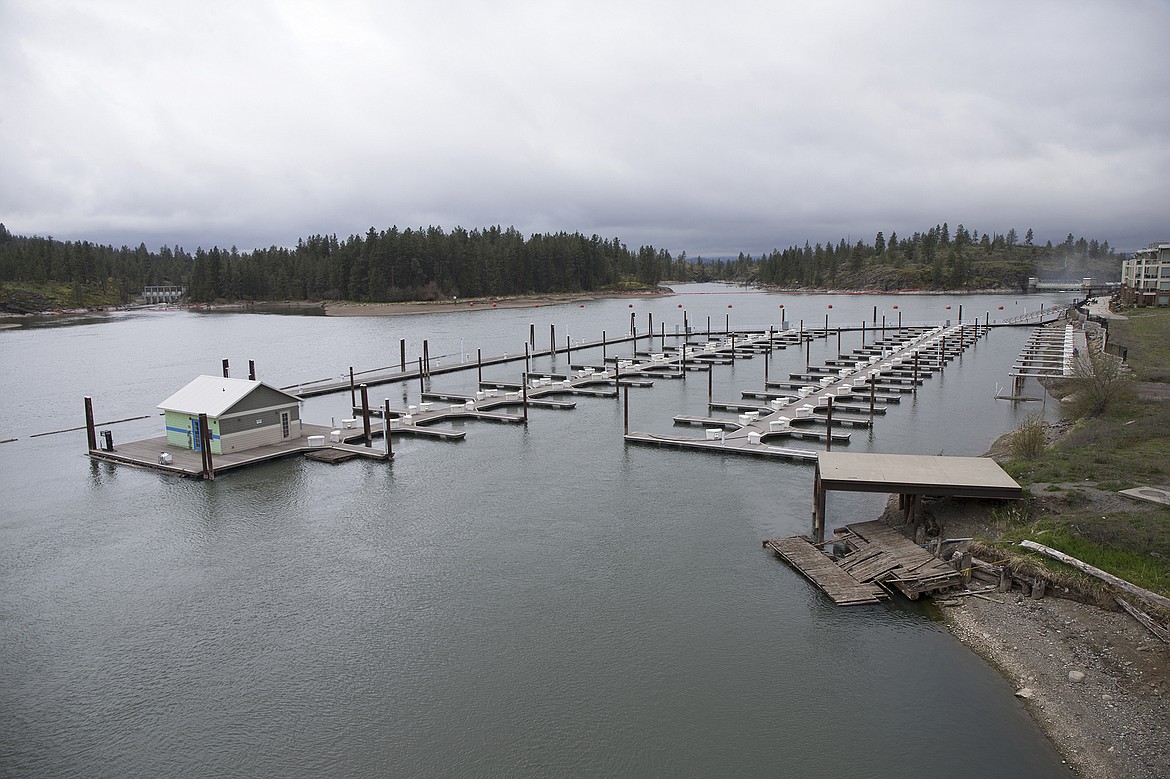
xmin=1019 ymin=540 xmax=1170 ymax=611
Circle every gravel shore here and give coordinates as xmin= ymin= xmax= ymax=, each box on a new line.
xmin=940 ymin=582 xmax=1169 ymax=777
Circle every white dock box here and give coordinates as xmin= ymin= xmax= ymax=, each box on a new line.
xmin=769 ymin=418 xmax=791 ymax=432
xmin=307 ymin=435 xmax=325 ymax=448
xmin=747 ymin=432 xmax=762 ymax=445
xmin=342 ymin=418 xmax=356 ymax=429
xmin=705 ymin=428 xmax=721 ymax=440
xmin=329 ymin=429 xmax=343 ymax=442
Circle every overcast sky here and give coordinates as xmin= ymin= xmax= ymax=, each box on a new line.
xmin=2 ymin=1 xmax=1167 ymax=256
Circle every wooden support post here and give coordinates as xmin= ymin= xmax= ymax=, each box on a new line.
xmin=566 ymin=335 xmax=571 ymax=360
xmin=725 ymin=312 xmax=729 ymax=335
xmin=824 ymin=313 xmax=828 ymax=334
xmin=384 ymin=399 xmax=393 ymax=458
xmin=248 ymin=360 xmax=256 ymax=381
xmin=683 ymin=311 xmax=688 ymax=334
xmin=881 ymin=315 xmax=885 ymax=336
xmin=861 ymin=320 xmax=866 ymax=347
xmin=680 ymin=343 xmax=687 ymax=378
xmin=813 ymin=471 xmax=825 ymax=545
xmin=84 ymin=396 xmax=97 ymax=452
xmin=940 ymin=335 xmax=945 ymax=371
xmin=423 ymin=340 xmax=430 ymax=376
xmin=825 ymin=396 xmax=833 ymax=452
xmin=647 ymin=312 xmax=653 ymax=337
xmin=958 ymin=304 xmax=963 ymax=322
xmin=998 ymin=567 xmax=1011 ymax=593
xmin=530 ymin=322 xmax=535 ymax=347
xmin=222 ymin=358 xmax=229 ymax=378
xmin=730 ymin=332 xmax=736 ymax=362
xmin=521 ymin=374 xmax=529 ymax=422
xmin=623 ymin=384 xmax=629 ymax=435
xmin=1031 ymin=579 xmax=1046 ymax=599
xmin=525 ymin=343 xmax=530 ymax=373
xmin=707 ymin=315 xmax=710 ymax=336
xmin=872 ymin=305 xmax=877 ymax=324
xmin=631 ymin=326 xmax=637 ymax=356
xmin=550 ymin=324 xmax=555 ymax=354
xmin=764 ymin=343 xmax=769 ymax=383
xmin=836 ymin=327 xmax=841 ymax=352
xmin=805 ymin=335 xmax=810 ymax=370
xmin=660 ymin=322 xmax=665 ymax=349
xmin=707 ymin=365 xmax=713 ymax=403
xmin=869 ymin=377 xmax=876 ymax=422
xmin=360 ymin=383 xmax=371 ymax=446
xmin=985 ymin=311 xmax=990 ymax=330
xmin=630 ymin=311 xmax=636 ymax=334
xmin=417 ymin=358 xmax=424 ymax=393
xmin=400 ymin=339 xmax=406 ymax=372
xmin=602 ymin=330 xmax=607 ymax=359
xmin=349 ymin=367 xmax=356 ymax=406
xmin=913 ymin=351 xmax=919 ymax=394
xmin=477 ymin=348 xmax=482 ymax=385
xmin=898 ymin=310 xmax=902 ymax=334
xmin=199 ymin=412 xmax=214 ymax=480
xmin=960 ymin=551 xmax=972 ymax=584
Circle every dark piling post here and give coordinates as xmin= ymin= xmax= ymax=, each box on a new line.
xmin=360 ymin=383 xmax=372 ymax=446
xmin=477 ymin=348 xmax=482 ymax=385
xmin=660 ymin=322 xmax=665 ymax=349
xmin=521 ymin=374 xmax=529 ymax=423
xmin=730 ymin=332 xmax=736 ymax=363
xmin=647 ymin=312 xmax=653 ymax=337
xmin=707 ymin=365 xmax=713 ymax=403
xmin=881 ymin=315 xmax=886 ymax=336
xmin=423 ymin=340 xmax=430 ymax=376
xmin=913 ymin=351 xmax=919 ymax=394
xmin=349 ymin=367 xmax=356 ymax=407
xmin=825 ymin=396 xmax=833 ymax=452
xmin=631 ymin=326 xmax=637 ymax=356
xmin=869 ymin=377 xmax=876 ymax=423
xmin=940 ymin=334 xmax=946 ymax=371
xmin=550 ymin=324 xmax=555 ymax=354
xmin=683 ymin=311 xmax=688 ymax=334
xmin=84 ymin=396 xmax=97 ymax=452
xmin=530 ymin=323 xmax=535 ymax=347
xmin=805 ymin=335 xmax=811 ymax=370
xmin=824 ymin=313 xmax=828 ymax=334
xmin=861 ymin=320 xmax=866 ymax=347
xmin=680 ymin=343 xmax=687 ymax=378
xmin=400 ymin=339 xmax=406 ymax=372
xmin=566 ymin=335 xmax=571 ymax=361
xmin=623 ymin=384 xmax=629 ymax=435
xmin=873 ymin=305 xmax=877 ymax=324
xmin=602 ymin=330 xmax=607 ymax=360
xmin=248 ymin=360 xmax=256 ymax=381
xmin=958 ymin=304 xmax=963 ymax=322
xmin=384 ymin=399 xmax=394 ymax=458
xmin=725 ymin=312 xmax=729 ymax=335
xmin=707 ymin=316 xmax=710 ymax=336
xmin=837 ymin=327 xmax=841 ymax=353
xmin=898 ymin=310 xmax=902 ymax=334
xmin=630 ymin=311 xmax=635 ymax=334
xmin=222 ymin=359 xmax=229 ymax=378
xmin=417 ymin=358 xmax=424 ymax=393
xmin=525 ymin=343 xmax=530 ymax=373
xmin=199 ymin=413 xmax=214 ymax=480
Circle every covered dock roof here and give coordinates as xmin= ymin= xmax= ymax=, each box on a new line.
xmin=812 ymin=451 xmax=1022 ymax=543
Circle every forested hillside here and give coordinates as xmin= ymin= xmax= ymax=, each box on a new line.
xmin=0 ymin=221 xmax=1119 ymax=310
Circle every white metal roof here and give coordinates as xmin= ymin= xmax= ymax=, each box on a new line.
xmin=157 ymin=375 xmax=300 ymax=417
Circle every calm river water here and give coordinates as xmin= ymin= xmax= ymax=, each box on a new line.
xmin=1 ymin=285 xmax=1075 ymax=777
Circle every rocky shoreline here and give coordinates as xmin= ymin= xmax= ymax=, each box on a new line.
xmin=941 ymin=592 xmax=1168 ymax=777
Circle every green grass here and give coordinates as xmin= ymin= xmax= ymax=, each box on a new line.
xmin=1112 ymin=307 xmax=1170 ymax=382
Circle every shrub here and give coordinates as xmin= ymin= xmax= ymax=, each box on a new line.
xmin=1010 ymin=413 xmax=1046 ymax=459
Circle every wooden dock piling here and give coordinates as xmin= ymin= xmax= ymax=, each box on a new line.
xmin=360 ymin=384 xmax=371 ymax=446
xmin=400 ymin=339 xmax=406 ymax=372
xmin=350 ymin=367 xmax=356 ymax=406
xmin=249 ymin=360 xmax=256 ymax=381
xmin=383 ymin=399 xmax=394 ymax=458
xmin=222 ymin=359 xmax=230 ymax=378
xmin=84 ymin=396 xmax=96 ymax=452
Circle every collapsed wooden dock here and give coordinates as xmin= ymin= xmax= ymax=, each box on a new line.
xmin=764 ymin=520 xmax=965 ymax=606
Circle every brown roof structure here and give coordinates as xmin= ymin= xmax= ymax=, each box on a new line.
xmin=811 ymin=451 xmax=1022 ymax=543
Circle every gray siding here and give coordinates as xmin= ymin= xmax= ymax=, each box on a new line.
xmin=226 ymin=385 xmax=300 ymax=415
xmin=218 ymin=405 xmax=299 ymax=436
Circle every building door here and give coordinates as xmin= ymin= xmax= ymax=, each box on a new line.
xmin=190 ymin=417 xmax=201 ymax=450
xmin=280 ymin=411 xmax=290 ymax=439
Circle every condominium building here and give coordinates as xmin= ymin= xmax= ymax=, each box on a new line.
xmin=1120 ymin=242 xmax=1170 ymax=306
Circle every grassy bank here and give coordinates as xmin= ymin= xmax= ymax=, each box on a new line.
xmin=993 ymin=307 xmax=1170 ymax=601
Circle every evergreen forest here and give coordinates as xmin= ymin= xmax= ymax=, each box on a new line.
xmin=0 ymin=221 xmax=1121 ymax=312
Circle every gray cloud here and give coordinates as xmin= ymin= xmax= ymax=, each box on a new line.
xmin=2 ymin=0 xmax=1167 ymax=256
